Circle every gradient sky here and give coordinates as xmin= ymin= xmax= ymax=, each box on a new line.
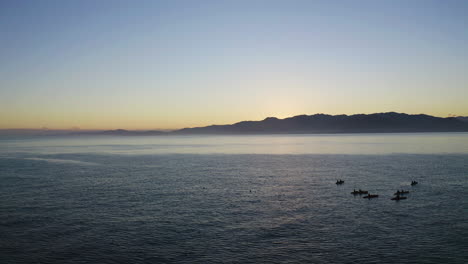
xmin=1 ymin=0 xmax=468 ymax=130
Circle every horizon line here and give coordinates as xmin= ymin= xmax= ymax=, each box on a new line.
xmin=1 ymin=111 xmax=466 ymax=131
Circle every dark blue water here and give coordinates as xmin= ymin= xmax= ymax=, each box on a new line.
xmin=1 ymin=135 xmax=468 ymax=263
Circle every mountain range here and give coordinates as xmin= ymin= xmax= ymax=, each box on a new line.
xmin=174 ymin=112 xmax=468 ymax=134
xmin=2 ymin=112 xmax=468 ymax=136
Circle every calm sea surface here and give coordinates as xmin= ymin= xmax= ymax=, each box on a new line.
xmin=1 ymin=133 xmax=467 ymax=263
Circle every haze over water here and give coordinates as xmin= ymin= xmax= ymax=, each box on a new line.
xmin=2 ymin=133 xmax=468 ymax=155
xmin=1 ymin=133 xmax=467 ymax=263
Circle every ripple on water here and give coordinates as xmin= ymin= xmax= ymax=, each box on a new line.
xmin=1 ymin=153 xmax=467 ymax=263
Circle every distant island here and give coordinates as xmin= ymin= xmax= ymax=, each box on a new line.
xmin=2 ymin=112 xmax=468 ymax=136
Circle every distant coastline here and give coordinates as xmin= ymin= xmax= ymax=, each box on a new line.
xmin=2 ymin=112 xmax=468 ymax=136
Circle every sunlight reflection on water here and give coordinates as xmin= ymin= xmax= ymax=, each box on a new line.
xmin=1 ymin=133 xmax=468 ymax=155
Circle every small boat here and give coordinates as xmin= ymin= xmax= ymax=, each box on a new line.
xmin=336 ymin=180 xmax=344 ymax=185
xmin=411 ymin=181 xmax=418 ymax=186
xmin=391 ymin=196 xmax=407 ymax=201
xmin=394 ymin=190 xmax=409 ymax=195
xmin=351 ymin=189 xmax=369 ymax=195
xmin=363 ymin=194 xmax=379 ymax=199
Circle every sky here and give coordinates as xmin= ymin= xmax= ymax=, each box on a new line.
xmin=1 ymin=0 xmax=468 ymax=130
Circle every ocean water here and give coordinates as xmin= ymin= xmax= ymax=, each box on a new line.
xmin=1 ymin=133 xmax=467 ymax=263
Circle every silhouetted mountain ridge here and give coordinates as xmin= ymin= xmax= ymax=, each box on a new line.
xmin=2 ymin=113 xmax=468 ymax=136
xmin=175 ymin=112 xmax=468 ymax=134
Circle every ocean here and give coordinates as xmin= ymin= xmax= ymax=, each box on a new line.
xmin=1 ymin=133 xmax=467 ymax=263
